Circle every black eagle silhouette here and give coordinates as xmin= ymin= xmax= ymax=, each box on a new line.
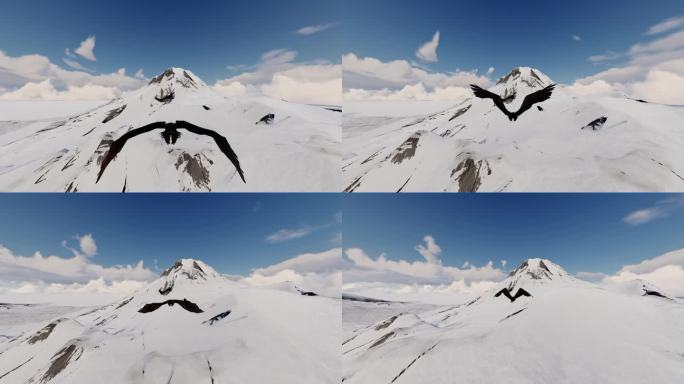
xmin=96 ymin=120 xmax=245 ymax=184
xmin=138 ymin=298 xmax=204 ymax=313
xmin=470 ymin=84 xmax=556 ymax=121
xmin=494 ymin=288 xmax=532 ymax=302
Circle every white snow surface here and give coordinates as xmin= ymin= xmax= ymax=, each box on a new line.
xmin=0 ymin=259 xmax=340 ymax=383
xmin=343 ymin=67 xmax=684 ymax=192
xmin=343 ymin=258 xmax=684 ymax=383
xmin=0 ymin=68 xmax=341 ymax=192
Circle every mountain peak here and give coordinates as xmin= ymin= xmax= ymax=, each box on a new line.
xmin=490 ymin=67 xmax=553 ymax=104
xmin=509 ymin=258 xmax=568 ymax=278
xmin=147 ymin=67 xmax=206 ymax=89
xmin=160 ymin=258 xmax=219 ymax=280
xmin=503 ymin=258 xmax=572 ymax=290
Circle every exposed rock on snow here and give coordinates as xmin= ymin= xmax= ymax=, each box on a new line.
xmin=256 ymin=113 xmax=275 ymax=124
xmin=581 ymin=116 xmax=608 ymax=131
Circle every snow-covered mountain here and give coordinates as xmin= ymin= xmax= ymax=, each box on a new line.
xmin=343 ymin=67 xmax=684 ymax=192
xmin=0 ymin=68 xmax=341 ymax=192
xmin=0 ymin=259 xmax=340 ymax=383
xmin=342 ymin=258 xmax=684 ymax=383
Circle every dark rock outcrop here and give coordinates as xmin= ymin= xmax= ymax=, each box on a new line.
xmin=581 ymin=117 xmax=608 ymax=131
xmin=256 ymin=113 xmax=275 ymax=125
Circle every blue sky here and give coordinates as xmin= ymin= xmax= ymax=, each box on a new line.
xmin=0 ymin=194 xmax=341 ymax=276
xmin=343 ymin=194 xmax=684 ymax=275
xmin=0 ymin=0 xmax=340 ymax=83
xmin=342 ymin=0 xmax=683 ymax=83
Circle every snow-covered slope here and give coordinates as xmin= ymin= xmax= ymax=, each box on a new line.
xmin=0 ymin=259 xmax=340 ymax=383
xmin=343 ymin=67 xmax=684 ymax=192
xmin=343 ymin=258 xmax=684 ymax=383
xmin=0 ymin=68 xmax=341 ymax=192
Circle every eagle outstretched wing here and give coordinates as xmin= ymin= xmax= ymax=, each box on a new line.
xmin=471 ymin=84 xmax=555 ymax=121
xmin=495 ymin=287 xmax=532 ymax=302
xmin=96 ymin=121 xmax=246 ymax=184
xmin=138 ymin=302 xmax=164 ymax=313
xmin=96 ymin=122 xmax=167 ymax=183
xmin=512 ymin=84 xmax=556 ymax=120
xmin=137 ymin=299 xmax=204 ymax=313
xmin=176 ymin=299 xmax=204 ymax=313
xmin=470 ymin=85 xmax=513 ymax=120
xmin=494 ymin=288 xmax=514 ymax=301
xmin=177 ymin=120 xmax=246 ymax=183
xmin=512 ymin=288 xmax=532 ymax=300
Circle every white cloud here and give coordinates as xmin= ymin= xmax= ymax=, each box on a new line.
xmin=344 ymin=83 xmax=473 ymax=101
xmin=630 ymin=69 xmax=684 ymax=104
xmin=62 ymin=58 xmax=93 ymax=72
xmin=0 ymin=50 xmax=145 ymax=101
xmin=414 ymin=235 xmax=442 ymax=264
xmin=622 ymin=197 xmax=684 ymax=225
xmin=0 ymin=243 xmax=156 ymax=286
xmin=214 ymin=49 xmax=341 ymax=105
xmin=564 ymin=79 xmax=619 ymax=97
xmin=266 ymin=226 xmax=317 ymax=243
xmin=576 ymin=27 xmax=684 ymax=104
xmin=572 ymin=35 xmax=582 ymax=41
xmin=624 ymin=208 xmax=664 ymax=225
xmin=618 ymin=248 xmax=684 ymax=275
xmin=588 ymin=51 xmax=623 ymax=64
xmin=260 ymin=73 xmax=341 ymax=105
xmin=265 ymin=213 xmax=340 ymax=243
xmin=645 ymin=16 xmax=684 ymax=36
xmin=77 ymin=233 xmax=98 ymax=257
xmin=241 ymin=248 xmax=341 ymax=297
xmin=296 ymin=23 xmax=336 ymax=36
xmin=629 ymin=29 xmax=684 ymax=55
xmin=213 ymin=81 xmax=248 ymax=97
xmin=580 ymin=248 xmax=684 ymax=297
xmin=501 ymin=259 xmax=507 ymax=268
xmin=134 ymin=69 xmax=146 ymax=79
xmin=342 ymin=280 xmax=498 ymax=305
xmin=0 ymin=79 xmax=119 ymax=101
xmin=343 ymin=236 xmax=506 ymax=293
xmin=486 ymin=67 xmax=495 ymax=75
xmin=342 ymin=53 xmax=491 ymax=101
xmin=74 ymin=36 xmax=97 ymax=61
xmin=0 ymin=278 xmax=149 ymax=306
xmin=416 ymin=31 xmax=440 ymax=62
xmin=252 ymin=248 xmax=342 ymax=275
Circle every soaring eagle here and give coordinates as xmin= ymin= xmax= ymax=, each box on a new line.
xmin=470 ymin=84 xmax=556 ymax=121
xmin=96 ymin=120 xmax=245 ymax=183
xmin=494 ymin=287 xmax=532 ymax=302
xmin=138 ymin=298 xmax=204 ymax=313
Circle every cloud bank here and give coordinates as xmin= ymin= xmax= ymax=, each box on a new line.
xmin=240 ymin=248 xmax=342 ymax=297
xmin=0 ymin=235 xmax=156 ymax=303
xmin=568 ymin=17 xmax=684 ymax=104
xmin=342 ymin=235 xmax=507 ymax=301
xmin=214 ymin=48 xmax=341 ymax=105
xmin=343 ymin=53 xmax=492 ymax=101
xmin=578 ymin=248 xmax=684 ymax=297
